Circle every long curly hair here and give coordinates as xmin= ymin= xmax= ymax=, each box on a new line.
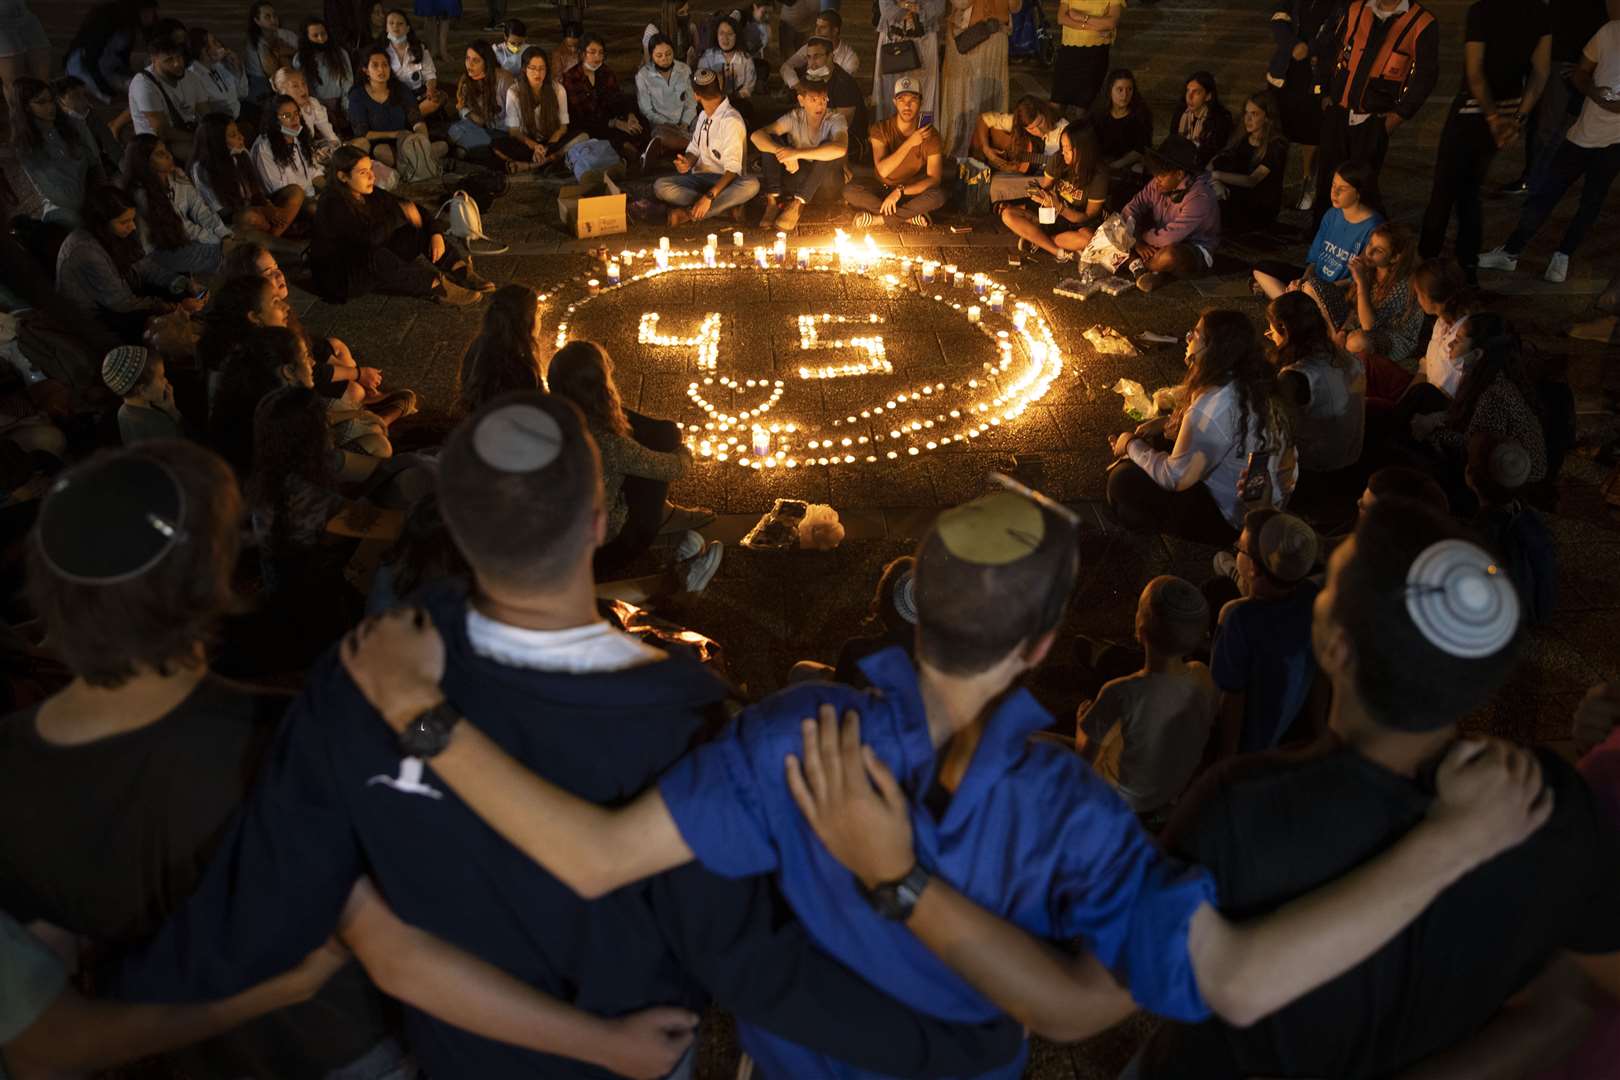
xmin=458 ymin=40 xmax=503 ymax=124
xmin=455 ymin=284 xmax=543 ymax=416
xmin=511 ymin=46 xmax=559 ymax=141
xmin=1367 ymin=222 xmax=1417 ymax=310
xmin=547 ymin=340 xmax=632 ymax=438
xmin=296 ymin=15 xmax=352 ymax=89
xmin=248 ymin=384 xmax=334 ymax=557
xmin=198 ymin=274 xmax=276 ymax=371
xmin=119 ymin=134 xmax=188 ymax=250
xmin=260 ymin=93 xmax=316 ymax=170
xmin=1186 ymin=308 xmax=1281 ymax=456
xmin=10 ymin=77 xmax=86 ymax=158
xmin=82 ymin=183 xmax=145 ymax=277
xmin=211 ymin=324 xmax=306 ymax=474
xmin=1266 ymin=291 xmax=1340 ymax=370
xmin=193 ymin=112 xmax=267 ymax=214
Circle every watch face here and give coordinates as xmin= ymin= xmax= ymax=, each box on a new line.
xmin=398 ymin=702 xmax=457 ymax=758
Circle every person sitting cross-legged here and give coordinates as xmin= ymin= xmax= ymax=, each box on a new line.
xmin=339 ymin=481 xmax=1553 ymax=1080
xmin=652 ymin=68 xmax=759 ymax=227
xmin=1122 ymin=134 xmax=1221 ymax=293
xmin=844 ymin=75 xmax=947 ymax=230
xmin=752 ymin=78 xmax=849 ymax=231
xmin=997 ymin=121 xmax=1109 ymax=263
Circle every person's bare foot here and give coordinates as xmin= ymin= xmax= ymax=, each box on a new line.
xmin=775 ymin=198 xmax=803 ymax=231
xmin=667 ymin=206 xmax=693 ymax=227
xmin=759 ymin=196 xmax=780 ymax=229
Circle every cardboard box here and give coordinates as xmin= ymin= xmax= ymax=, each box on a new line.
xmin=558 ymin=174 xmax=626 ymax=239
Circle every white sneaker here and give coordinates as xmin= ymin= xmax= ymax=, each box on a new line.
xmin=1296 ymin=188 xmax=1315 ymax=212
xmin=675 ymin=530 xmax=704 ymax=561
xmin=1544 ymin=252 xmax=1569 ymax=284
xmin=680 ymin=540 xmax=724 ymax=593
xmin=852 ymin=211 xmax=876 ymax=230
xmin=1477 ymin=247 xmax=1519 ymax=271
xmin=1212 ymin=550 xmax=1239 ymax=583
xmin=906 ymin=214 xmax=931 ymax=228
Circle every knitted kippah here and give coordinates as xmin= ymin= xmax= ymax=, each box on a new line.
xmin=102 ymin=345 xmax=151 ymax=398
xmin=892 ymin=569 xmax=918 ymax=625
xmin=1405 ymin=539 xmax=1519 ymax=659
xmin=1255 ymin=512 xmax=1318 ymax=584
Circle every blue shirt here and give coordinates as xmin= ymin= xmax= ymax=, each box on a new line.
xmin=1306 ymin=208 xmax=1382 ymax=283
xmin=659 ymin=647 xmax=1216 ymax=1079
xmin=1211 ymin=581 xmax=1322 ymax=752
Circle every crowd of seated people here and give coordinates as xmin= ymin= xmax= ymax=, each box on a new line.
xmin=0 ymin=0 xmax=1616 ymax=1077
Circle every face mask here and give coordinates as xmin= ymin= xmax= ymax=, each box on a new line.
xmin=280 ymin=124 xmax=303 ymax=137
xmin=806 ymin=65 xmax=831 ymax=79
xmin=388 ymin=31 xmax=408 ymax=44
xmin=230 ymin=144 xmax=248 ymax=155
xmin=1455 ymin=346 xmax=1483 ymax=368
xmin=583 ymin=59 xmax=603 ymax=72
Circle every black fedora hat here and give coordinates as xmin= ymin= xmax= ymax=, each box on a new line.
xmin=1145 ymin=134 xmax=1201 ymax=176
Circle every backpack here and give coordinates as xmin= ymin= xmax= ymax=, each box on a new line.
xmin=436 ymin=189 xmax=508 ymax=255
xmin=394 ymin=131 xmax=442 ymax=184
xmin=565 ymin=138 xmax=624 ymax=183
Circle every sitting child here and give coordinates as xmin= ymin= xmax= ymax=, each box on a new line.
xmin=102 ymin=344 xmax=184 ymax=444
xmin=1077 ymin=575 xmax=1216 ymax=826
xmin=1467 ymin=434 xmax=1556 ymax=625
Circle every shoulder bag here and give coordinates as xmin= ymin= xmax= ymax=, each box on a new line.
xmin=879 ymin=38 xmax=923 ymax=74
xmin=954 ymin=17 xmax=1000 ymax=54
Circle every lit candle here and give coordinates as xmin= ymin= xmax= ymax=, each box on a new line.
xmin=973 ymin=273 xmax=987 ymax=296
xmin=921 ymin=260 xmax=937 ymax=283
xmin=704 ymin=245 xmax=717 ymax=267
xmin=606 ymin=260 xmax=620 ymax=285
xmin=1013 ymin=309 xmax=1028 ymax=329
xmin=733 ymin=230 xmax=745 ymax=247
xmin=659 ymin=236 xmax=670 ymax=252
xmin=953 ymin=270 xmax=965 ymax=288
xmin=796 ymin=246 xmax=810 ymax=269
xmin=587 ymin=278 xmax=600 ymax=295
xmin=774 ymin=232 xmax=788 ymax=263
xmin=706 ymin=232 xmax=718 ymax=250
xmin=755 ymin=245 xmax=768 ymax=268
xmin=655 ymin=248 xmax=669 ymax=270
xmin=967 ymin=305 xmax=981 ymax=323
xmin=752 ymin=428 xmax=771 ymax=457
xmin=620 ymin=248 xmax=633 ymax=266
xmin=989 ymin=289 xmax=1005 ymax=313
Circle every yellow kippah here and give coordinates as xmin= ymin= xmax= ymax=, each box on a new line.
xmin=936 ymin=491 xmax=1046 ymax=565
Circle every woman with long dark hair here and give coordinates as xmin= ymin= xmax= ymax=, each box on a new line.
xmin=251 ymin=93 xmax=321 ymax=197
xmin=209 ymin=322 xmax=311 ymax=473
xmin=64 ymin=0 xmax=157 ymax=103
xmin=1108 ymin=309 xmax=1296 ymax=544
xmin=186 ymin=28 xmax=249 ymax=122
xmin=293 ymin=15 xmax=354 ymax=116
xmin=454 ymin=284 xmax=543 ymax=416
xmin=244 ymin=1 xmax=299 ymax=101
xmin=1090 ymin=68 xmax=1151 ymax=207
xmin=503 ymin=45 xmax=569 ymax=170
xmin=1209 ymin=89 xmax=1290 ymax=234
xmin=120 ymin=134 xmax=233 ymax=278
xmin=450 ymin=40 xmax=514 ymax=159
xmin=191 ymin=113 xmax=303 ymax=240
xmin=309 ymin=145 xmax=483 ymax=304
xmin=55 ymin=183 xmax=191 ymax=341
xmin=381 ymin=9 xmax=444 ymax=117
xmin=997 ymin=122 xmax=1108 ymax=261
xmin=1169 ymin=71 xmax=1233 ymax=170
xmin=12 ymin=75 xmax=102 ymax=227
xmin=548 ymin=339 xmax=719 ymax=584
xmin=1266 ymin=290 xmax=1364 ymax=474
xmin=347 ymin=44 xmax=442 ymax=167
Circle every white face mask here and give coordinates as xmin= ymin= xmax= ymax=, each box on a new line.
xmin=387 ymin=31 xmax=408 ymax=44
xmin=279 ymin=124 xmax=303 ymax=137
xmin=229 ymin=144 xmax=248 ymax=155
xmin=806 ymin=64 xmax=831 ymax=79
xmin=583 ymin=59 xmax=603 ymax=72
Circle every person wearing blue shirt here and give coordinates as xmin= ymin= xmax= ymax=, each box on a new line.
xmin=1253 ymin=159 xmax=1384 ymax=326
xmin=343 ymin=480 xmax=1552 ymax=1079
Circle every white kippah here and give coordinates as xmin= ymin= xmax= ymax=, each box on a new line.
xmin=472 ymin=403 xmax=563 ymax=473
xmin=1405 ymin=539 xmax=1519 ymax=658
xmin=893 ymin=569 xmax=918 ymax=625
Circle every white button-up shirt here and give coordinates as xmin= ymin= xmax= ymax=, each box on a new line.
xmin=635 ymin=60 xmax=697 ymax=128
xmin=387 ymin=41 xmax=437 ymax=94
xmin=685 ymin=98 xmax=747 ymax=175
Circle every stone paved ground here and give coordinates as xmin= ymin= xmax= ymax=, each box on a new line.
xmin=21 ymin=1 xmax=1620 ymax=1076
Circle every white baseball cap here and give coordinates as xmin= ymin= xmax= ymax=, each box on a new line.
xmin=893 ymin=75 xmax=923 ymax=99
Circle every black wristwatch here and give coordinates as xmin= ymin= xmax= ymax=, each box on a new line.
xmin=861 ymin=863 xmax=931 ymax=921
xmin=398 ymin=699 xmax=461 ymax=759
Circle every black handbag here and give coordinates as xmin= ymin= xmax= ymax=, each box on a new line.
xmin=879 ymin=38 xmax=923 ymax=74
xmin=954 ymin=17 xmax=1000 ymax=54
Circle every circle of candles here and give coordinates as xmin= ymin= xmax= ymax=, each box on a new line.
xmin=989 ymin=290 xmax=1005 ymax=313
xmin=733 ymin=230 xmax=745 ymax=247
xmin=967 ymin=305 xmax=981 ymax=323
xmin=587 ymin=278 xmax=601 ymax=295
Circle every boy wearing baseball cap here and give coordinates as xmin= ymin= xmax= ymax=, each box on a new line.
xmin=845 ymin=75 xmax=948 ymax=229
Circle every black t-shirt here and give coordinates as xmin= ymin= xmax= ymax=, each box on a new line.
xmin=1460 ymin=0 xmax=1553 ymax=101
xmin=0 ymin=675 xmax=284 ymax=941
xmin=1212 ymin=136 xmax=1290 ymax=218
xmin=1551 ymin=0 xmax=1609 ymax=62
xmin=1094 ymin=107 xmax=1154 ymax=162
xmin=1140 ymin=739 xmax=1620 ymax=1079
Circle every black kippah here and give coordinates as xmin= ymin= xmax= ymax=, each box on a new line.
xmin=36 ymin=456 xmax=185 ymax=584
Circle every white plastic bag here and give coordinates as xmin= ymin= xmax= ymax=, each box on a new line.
xmin=1080 ymin=213 xmax=1136 ymax=272
xmin=798 ymin=503 xmax=845 ymax=551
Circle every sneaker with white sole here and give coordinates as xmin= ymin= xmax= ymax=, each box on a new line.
xmin=1296 ymin=189 xmax=1314 ymax=212
xmin=675 ymin=530 xmax=704 ymax=562
xmin=1212 ymin=550 xmax=1239 ymax=584
xmin=680 ymin=541 xmax=724 ymax=593
xmin=1477 ymin=247 xmax=1519 ymax=271
xmin=852 ymin=211 xmax=876 ymax=230
xmin=907 ymin=214 xmax=931 ymax=228
xmin=1545 ymin=252 xmax=1569 ymax=283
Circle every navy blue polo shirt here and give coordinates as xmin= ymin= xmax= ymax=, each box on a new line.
xmin=659 ymin=646 xmax=1216 ymax=1079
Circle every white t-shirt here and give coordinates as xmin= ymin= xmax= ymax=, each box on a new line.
xmin=503 ymin=81 xmax=570 ymax=135
xmin=1420 ymin=314 xmax=1469 ymax=397
xmin=183 ymin=60 xmax=244 ymax=119
xmin=776 ymin=106 xmax=849 ymax=149
xmin=1569 ymin=20 xmax=1620 ymax=149
xmin=465 ymin=610 xmax=665 ymax=673
xmin=388 ymin=41 xmax=437 ymax=93
xmin=129 ymin=66 xmax=196 ymax=136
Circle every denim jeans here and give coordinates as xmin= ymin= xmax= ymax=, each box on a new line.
xmin=447 ymin=118 xmax=494 ymax=150
xmin=652 ymin=170 xmax=763 ymax=214
xmin=1504 ymin=138 xmax=1620 ymax=258
xmin=760 ymin=155 xmax=842 ymax=203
